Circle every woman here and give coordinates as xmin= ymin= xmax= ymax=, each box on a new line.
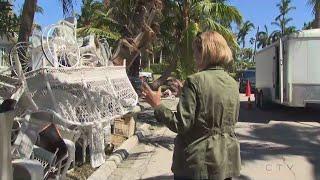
xmin=142 ymin=31 xmax=241 ymax=180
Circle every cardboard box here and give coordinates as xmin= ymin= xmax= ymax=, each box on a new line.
xmin=113 ymin=116 xmax=136 ymax=138
xmin=111 ymin=134 xmax=128 ymax=148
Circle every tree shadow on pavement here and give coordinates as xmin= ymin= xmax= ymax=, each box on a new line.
xmin=136 ymin=110 xmax=165 ymax=128
xmin=236 ymin=174 xmax=252 ymax=180
xmin=141 ymin=175 xmax=174 ymax=180
xmin=238 ymin=122 xmax=320 ymax=179
xmin=141 ymin=174 xmax=252 ymax=180
xmin=125 ymin=151 xmax=155 ymax=161
xmin=139 ymin=135 xmax=175 ymax=151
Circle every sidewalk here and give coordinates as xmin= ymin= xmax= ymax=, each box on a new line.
xmin=107 ymin=126 xmax=175 ymax=180
xmin=105 ymin=121 xmax=319 ymax=180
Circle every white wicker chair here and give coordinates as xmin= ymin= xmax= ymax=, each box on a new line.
xmin=6 ymin=17 xmax=139 ymax=168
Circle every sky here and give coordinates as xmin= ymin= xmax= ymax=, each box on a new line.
xmin=13 ymin=0 xmax=314 ymax=47
xmin=229 ymin=0 xmax=314 ymax=47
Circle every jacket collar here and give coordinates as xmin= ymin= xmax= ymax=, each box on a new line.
xmin=203 ymin=66 xmax=224 ymax=71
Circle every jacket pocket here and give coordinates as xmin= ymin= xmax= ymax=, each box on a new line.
xmin=205 ymin=135 xmax=227 ymax=176
xmin=183 ymin=136 xmax=208 ymax=178
xmin=225 ymin=135 xmax=241 ymax=176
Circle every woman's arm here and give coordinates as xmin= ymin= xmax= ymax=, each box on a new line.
xmin=152 ymin=78 xmax=197 ymax=134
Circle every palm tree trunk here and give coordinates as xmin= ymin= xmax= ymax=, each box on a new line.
xmin=150 ymin=59 xmax=177 ymax=90
xmin=252 ymin=26 xmax=259 ymax=62
xmin=315 ymin=3 xmax=320 ymax=28
xmin=182 ymin=0 xmax=190 ymax=29
xmin=18 ymin=0 xmax=37 ymax=42
xmin=128 ymin=54 xmax=141 ymax=78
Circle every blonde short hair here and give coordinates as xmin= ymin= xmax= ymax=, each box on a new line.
xmin=192 ymin=31 xmax=233 ymax=68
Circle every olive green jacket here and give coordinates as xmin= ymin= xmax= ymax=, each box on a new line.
xmin=154 ymin=67 xmax=241 ymax=180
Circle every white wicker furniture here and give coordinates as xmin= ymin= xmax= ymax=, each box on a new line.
xmin=23 ymin=65 xmax=138 ymax=167
xmin=4 ymin=17 xmax=139 ymax=168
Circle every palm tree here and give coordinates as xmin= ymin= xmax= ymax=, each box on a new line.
xmin=237 ymin=21 xmax=255 ymax=48
xmin=256 ymin=25 xmax=271 ymax=49
xmin=18 ymin=0 xmax=73 ymax=42
xmin=303 ymin=21 xmax=314 ymax=30
xmin=104 ymin=0 xmax=137 ymax=37
xmin=150 ymin=0 xmax=243 ymax=88
xmin=284 ymin=26 xmax=297 ymax=34
xmin=102 ymin=0 xmax=163 ymax=79
xmin=77 ymin=0 xmax=120 ymax=41
xmin=271 ymin=0 xmax=296 ymax=37
xmin=269 ymin=30 xmax=281 ymax=43
xmin=0 ymin=1 xmax=19 ymax=40
xmin=238 ymin=48 xmax=253 ymax=61
xmin=272 ymin=26 xmax=297 ymax=43
xmin=307 ymin=0 xmax=320 ymax=28
xmin=270 ymin=24 xmax=296 ymax=43
xmin=191 ymin=0 xmax=243 ymax=48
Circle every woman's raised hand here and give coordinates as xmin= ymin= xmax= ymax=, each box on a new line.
xmin=141 ymin=82 xmax=162 ymax=108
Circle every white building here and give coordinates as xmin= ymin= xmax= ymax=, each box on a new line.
xmin=0 ymin=35 xmax=15 ymax=67
xmin=0 ymin=0 xmax=16 ymax=67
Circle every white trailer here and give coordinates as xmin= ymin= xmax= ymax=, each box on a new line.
xmin=255 ymin=29 xmax=320 ymax=108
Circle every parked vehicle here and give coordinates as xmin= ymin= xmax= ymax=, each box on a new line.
xmin=139 ymin=72 xmax=154 ymax=82
xmin=238 ymin=69 xmax=256 ymax=93
xmin=254 ymin=29 xmax=320 ymax=108
xmin=129 ymin=76 xmax=143 ymax=96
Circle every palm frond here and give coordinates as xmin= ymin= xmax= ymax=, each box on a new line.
xmin=201 ymin=17 xmax=239 ymax=49
xmin=78 ymin=27 xmax=120 ymax=40
xmin=193 ymin=1 xmax=243 ymax=26
xmin=271 ymin=21 xmax=281 ymax=28
xmin=59 ymin=0 xmax=74 ymax=16
xmin=36 ymin=5 xmax=44 ymax=14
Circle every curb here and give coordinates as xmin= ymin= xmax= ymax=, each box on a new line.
xmin=88 ymin=123 xmax=150 ymax=180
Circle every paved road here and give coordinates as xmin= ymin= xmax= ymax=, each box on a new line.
xmin=237 ymin=94 xmax=320 ymax=180
xmin=107 ymin=95 xmax=320 ymax=180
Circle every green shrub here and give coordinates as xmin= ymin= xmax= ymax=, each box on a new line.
xmin=143 ymin=67 xmax=153 ymax=73
xmin=149 ymin=63 xmax=169 ymax=74
xmin=228 ymin=72 xmax=237 ymax=80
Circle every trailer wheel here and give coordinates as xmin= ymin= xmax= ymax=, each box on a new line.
xmin=257 ymin=91 xmax=264 ymax=109
xmin=255 ymin=91 xmax=260 ymax=107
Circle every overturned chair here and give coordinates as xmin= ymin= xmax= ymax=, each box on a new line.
xmin=0 ymin=98 xmax=75 ymax=180
xmin=0 ymin=99 xmax=44 ymax=180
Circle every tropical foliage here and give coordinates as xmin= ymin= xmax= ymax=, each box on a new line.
xmin=9 ymin=0 xmax=318 ymax=85
xmin=255 ymin=0 xmax=298 ymax=49
xmin=18 ymin=0 xmax=73 ymax=42
xmin=154 ymin=0 xmax=243 ymax=82
xmin=236 ymin=48 xmax=254 ymax=62
xmin=237 ymin=21 xmax=255 ymax=48
xmin=303 ymin=20 xmax=314 ymax=30
xmin=307 ymin=0 xmax=320 ymax=28
xmin=270 ymin=0 xmax=297 ymax=42
xmin=0 ymin=1 xmax=19 ymax=39
xmin=256 ymin=25 xmax=271 ymax=49
xmin=77 ymin=0 xmax=120 ymax=41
